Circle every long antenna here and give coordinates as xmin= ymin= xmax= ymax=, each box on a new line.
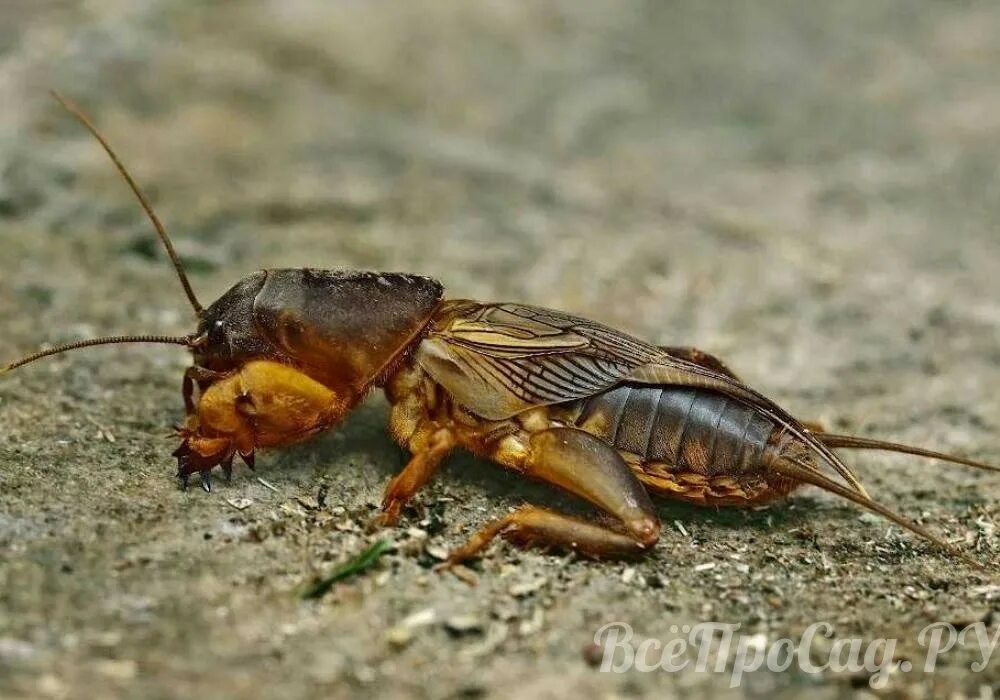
xmin=1 ymin=335 xmax=194 ymax=375
xmin=50 ymin=90 xmax=204 ymax=315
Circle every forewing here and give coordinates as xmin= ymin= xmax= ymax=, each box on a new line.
xmin=418 ymin=303 xmax=698 ymax=419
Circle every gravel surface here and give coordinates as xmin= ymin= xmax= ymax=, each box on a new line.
xmin=1 ymin=2 xmax=999 ymax=698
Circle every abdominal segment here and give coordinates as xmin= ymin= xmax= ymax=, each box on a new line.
xmin=569 ymin=384 xmax=800 ymax=505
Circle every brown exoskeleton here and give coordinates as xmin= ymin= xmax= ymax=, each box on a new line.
xmin=3 ymin=94 xmax=998 ymax=570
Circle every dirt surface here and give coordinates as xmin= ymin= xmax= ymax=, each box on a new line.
xmin=2 ymin=2 xmax=1000 ymax=698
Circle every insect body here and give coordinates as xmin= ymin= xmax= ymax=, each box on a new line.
xmin=4 ymin=94 xmax=998 ymax=569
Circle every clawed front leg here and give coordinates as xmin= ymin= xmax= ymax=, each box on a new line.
xmin=377 ymin=428 xmax=455 ymax=526
xmin=445 ymin=427 xmax=661 ymax=566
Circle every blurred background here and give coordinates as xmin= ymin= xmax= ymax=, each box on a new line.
xmin=1 ymin=2 xmax=999 ymax=699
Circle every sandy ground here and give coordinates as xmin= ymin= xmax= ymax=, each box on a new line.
xmin=1 ymin=2 xmax=1000 ymax=698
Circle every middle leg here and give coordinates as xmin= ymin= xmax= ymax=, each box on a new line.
xmin=378 ymin=428 xmax=455 ymax=526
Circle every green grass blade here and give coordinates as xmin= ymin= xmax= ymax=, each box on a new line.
xmin=301 ymin=539 xmax=394 ymax=600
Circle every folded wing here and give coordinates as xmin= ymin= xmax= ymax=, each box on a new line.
xmin=417 ymin=301 xmax=867 ymax=496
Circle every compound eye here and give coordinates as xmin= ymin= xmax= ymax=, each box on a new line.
xmin=207 ymin=319 xmax=228 ymax=348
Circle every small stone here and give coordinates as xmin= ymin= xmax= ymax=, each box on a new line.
xmin=406 ymin=527 xmax=428 ymax=541
xmin=296 ymin=495 xmax=320 ymax=510
xmin=385 ymin=608 xmax=437 ymax=648
xmin=386 ymin=626 xmax=414 ymax=648
xmin=621 ymin=567 xmax=636 ymax=584
xmin=401 ymin=608 xmax=437 ymax=628
xmin=509 ymin=577 xmax=548 ymax=598
xmin=425 ymin=544 xmax=449 ymax=561
xmin=694 ymin=562 xmax=716 ymax=572
xmin=444 ymin=615 xmax=483 ymax=636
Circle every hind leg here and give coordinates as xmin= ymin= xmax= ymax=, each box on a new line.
xmin=445 ymin=506 xmax=655 ymax=564
xmin=445 ymin=427 xmax=661 ymax=565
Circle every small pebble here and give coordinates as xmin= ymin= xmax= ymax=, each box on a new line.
xmin=385 ymin=608 xmax=437 ymax=648
xmin=444 ymin=615 xmax=483 ymax=636
xmin=296 ymin=495 xmax=320 ymax=510
xmin=386 ymin=626 xmax=414 ymax=648
xmin=406 ymin=527 xmax=428 ymax=540
xmin=425 ymin=544 xmax=449 ymax=561
xmin=509 ymin=577 xmax=548 ymax=598
xmin=402 ymin=608 xmax=437 ymax=628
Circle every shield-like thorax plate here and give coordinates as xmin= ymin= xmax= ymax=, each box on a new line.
xmin=253 ymin=269 xmax=443 ymax=393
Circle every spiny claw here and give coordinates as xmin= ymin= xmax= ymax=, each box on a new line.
xmin=240 ymin=451 xmax=255 ymax=471
xmin=173 ymin=439 xmax=236 ymax=492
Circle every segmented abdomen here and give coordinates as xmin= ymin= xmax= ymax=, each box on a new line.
xmin=575 ymin=384 xmax=777 ymax=478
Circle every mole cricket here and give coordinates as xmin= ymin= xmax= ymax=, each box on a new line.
xmin=3 ymin=93 xmax=997 ymax=569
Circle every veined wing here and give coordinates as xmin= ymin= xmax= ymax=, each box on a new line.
xmin=416 ymin=300 xmax=868 ymax=497
xmin=416 ymin=302 xmax=663 ymax=419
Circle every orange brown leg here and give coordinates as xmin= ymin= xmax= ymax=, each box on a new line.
xmin=445 ymin=505 xmax=656 ymax=564
xmin=378 ymin=428 xmax=455 ymax=526
xmin=444 ymin=427 xmax=661 ymax=565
